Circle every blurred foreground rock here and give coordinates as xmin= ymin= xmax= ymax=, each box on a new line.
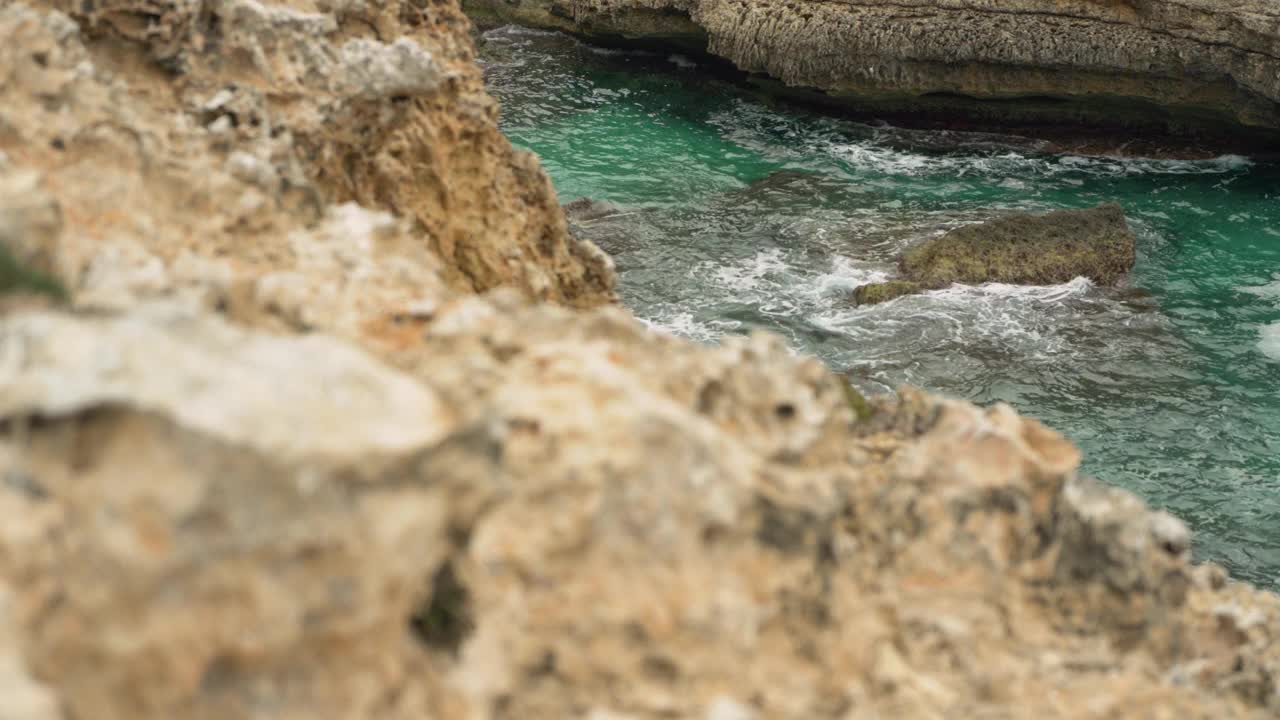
xmin=0 ymin=1 xmax=1278 ymax=719
xmin=3 ymin=297 xmax=1279 ymax=718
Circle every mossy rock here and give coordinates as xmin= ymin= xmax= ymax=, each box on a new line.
xmin=851 ymin=279 xmax=923 ymax=306
xmin=839 ymin=375 xmax=874 ymax=422
xmin=0 ymin=243 xmax=66 ymax=302
xmin=899 ymin=203 xmax=1136 ymax=287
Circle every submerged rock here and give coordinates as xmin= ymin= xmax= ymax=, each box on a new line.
xmin=465 ymin=0 xmax=1280 ymax=143
xmin=742 ymin=168 xmax=822 ymax=193
xmin=728 ymin=169 xmax=845 ymax=209
xmin=854 ymin=203 xmax=1136 ymax=305
xmin=563 ymin=196 xmax=624 ymax=222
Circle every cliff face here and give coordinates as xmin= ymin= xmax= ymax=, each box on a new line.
xmin=2 ymin=1 xmax=1280 ymax=719
xmin=2 ymin=0 xmax=614 ymax=337
xmin=465 ymin=0 xmax=1280 ymax=142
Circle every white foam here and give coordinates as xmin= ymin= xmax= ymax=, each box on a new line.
xmin=1258 ymin=322 xmax=1280 ymax=361
xmin=830 ymin=144 xmax=939 ymax=175
xmin=824 ymin=144 xmax=1255 ymax=179
xmin=925 ymin=276 xmax=1095 ymax=303
xmin=639 ymin=311 xmax=732 ymax=343
xmin=482 ymin=25 xmax=563 ymax=40
xmin=810 ymin=276 xmax=1107 ymax=366
xmin=706 ymin=248 xmax=788 ymax=292
xmin=482 ymin=25 xmax=655 ymax=58
xmin=1212 ymin=154 xmax=1254 ymax=170
xmin=714 ymin=102 xmax=1224 ymax=182
xmin=584 ymin=44 xmax=653 ymax=57
xmin=1240 ymin=274 xmax=1280 ymax=299
xmin=1048 ymin=154 xmax=1252 ymax=176
xmin=805 ymin=256 xmax=892 ymax=298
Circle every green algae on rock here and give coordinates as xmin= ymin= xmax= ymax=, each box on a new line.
xmin=839 ymin=374 xmax=874 ymax=422
xmin=0 ymin=245 xmax=66 ymax=303
xmin=851 ymin=279 xmax=922 ymax=307
xmin=903 ymin=203 xmax=1137 ymax=286
xmin=853 ymin=204 xmax=1137 ymax=305
xmin=0 ymin=170 xmax=65 ymax=303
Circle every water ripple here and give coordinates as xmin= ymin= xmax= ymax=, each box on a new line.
xmin=482 ymin=27 xmax=1280 ymax=588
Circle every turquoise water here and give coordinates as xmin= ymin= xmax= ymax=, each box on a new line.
xmin=479 ymin=26 xmax=1280 ymax=587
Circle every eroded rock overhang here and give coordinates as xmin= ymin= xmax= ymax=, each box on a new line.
xmin=466 ymin=0 xmax=1280 ymax=149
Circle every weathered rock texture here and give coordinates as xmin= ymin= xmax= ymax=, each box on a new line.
xmin=1 ymin=0 xmax=614 ymax=336
xmin=2 ymin=1 xmax=1280 ymax=719
xmin=4 ymin=297 xmax=1280 ymax=719
xmin=465 ymin=0 xmax=1280 ymax=143
xmin=851 ymin=278 xmax=922 ymax=306
xmin=854 ymin=203 xmax=1136 ymax=304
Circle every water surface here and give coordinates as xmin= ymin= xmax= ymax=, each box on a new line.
xmin=480 ymin=26 xmax=1280 ymax=587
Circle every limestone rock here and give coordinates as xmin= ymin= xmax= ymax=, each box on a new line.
xmin=1 ymin=0 xmax=614 ymax=326
xmin=465 ymin=0 xmax=1280 ymax=142
xmin=853 ymin=203 xmax=1136 ymax=304
xmin=0 ymin=583 xmax=60 ymax=720
xmin=900 ymin=203 xmax=1137 ymax=287
xmin=337 ymin=38 xmax=445 ymax=100
xmin=3 ymin=298 xmax=1279 ymax=718
xmin=0 ymin=305 xmax=471 ymax=720
xmin=0 ymin=305 xmax=454 ymax=461
xmin=0 ymin=0 xmax=1279 ymax=717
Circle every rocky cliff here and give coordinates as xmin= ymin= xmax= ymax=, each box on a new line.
xmin=465 ymin=0 xmax=1280 ymax=144
xmin=2 ymin=1 xmax=1280 ymax=719
xmin=2 ymin=0 xmax=614 ymax=331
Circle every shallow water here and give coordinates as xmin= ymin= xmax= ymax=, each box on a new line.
xmin=479 ymin=26 xmax=1280 ymax=587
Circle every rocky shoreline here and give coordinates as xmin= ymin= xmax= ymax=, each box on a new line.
xmin=1 ymin=0 xmax=1279 ymax=718
xmin=465 ymin=0 xmax=1280 ymax=149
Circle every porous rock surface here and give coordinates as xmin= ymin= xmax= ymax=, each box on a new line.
xmin=1 ymin=2 xmax=1280 ymax=719
xmin=1 ymin=0 xmax=614 ymax=331
xmin=465 ymin=0 xmax=1280 ymax=140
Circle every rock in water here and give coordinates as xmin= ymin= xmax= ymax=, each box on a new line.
xmin=904 ymin=202 xmax=1136 ymax=286
xmin=1 ymin=0 xmax=1280 ymax=718
xmin=851 ymin=279 xmax=923 ymax=306
xmin=563 ymin=196 xmax=624 ymax=222
xmin=464 ymin=0 xmax=1280 ymax=143
xmin=854 ymin=203 xmax=1136 ymax=304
